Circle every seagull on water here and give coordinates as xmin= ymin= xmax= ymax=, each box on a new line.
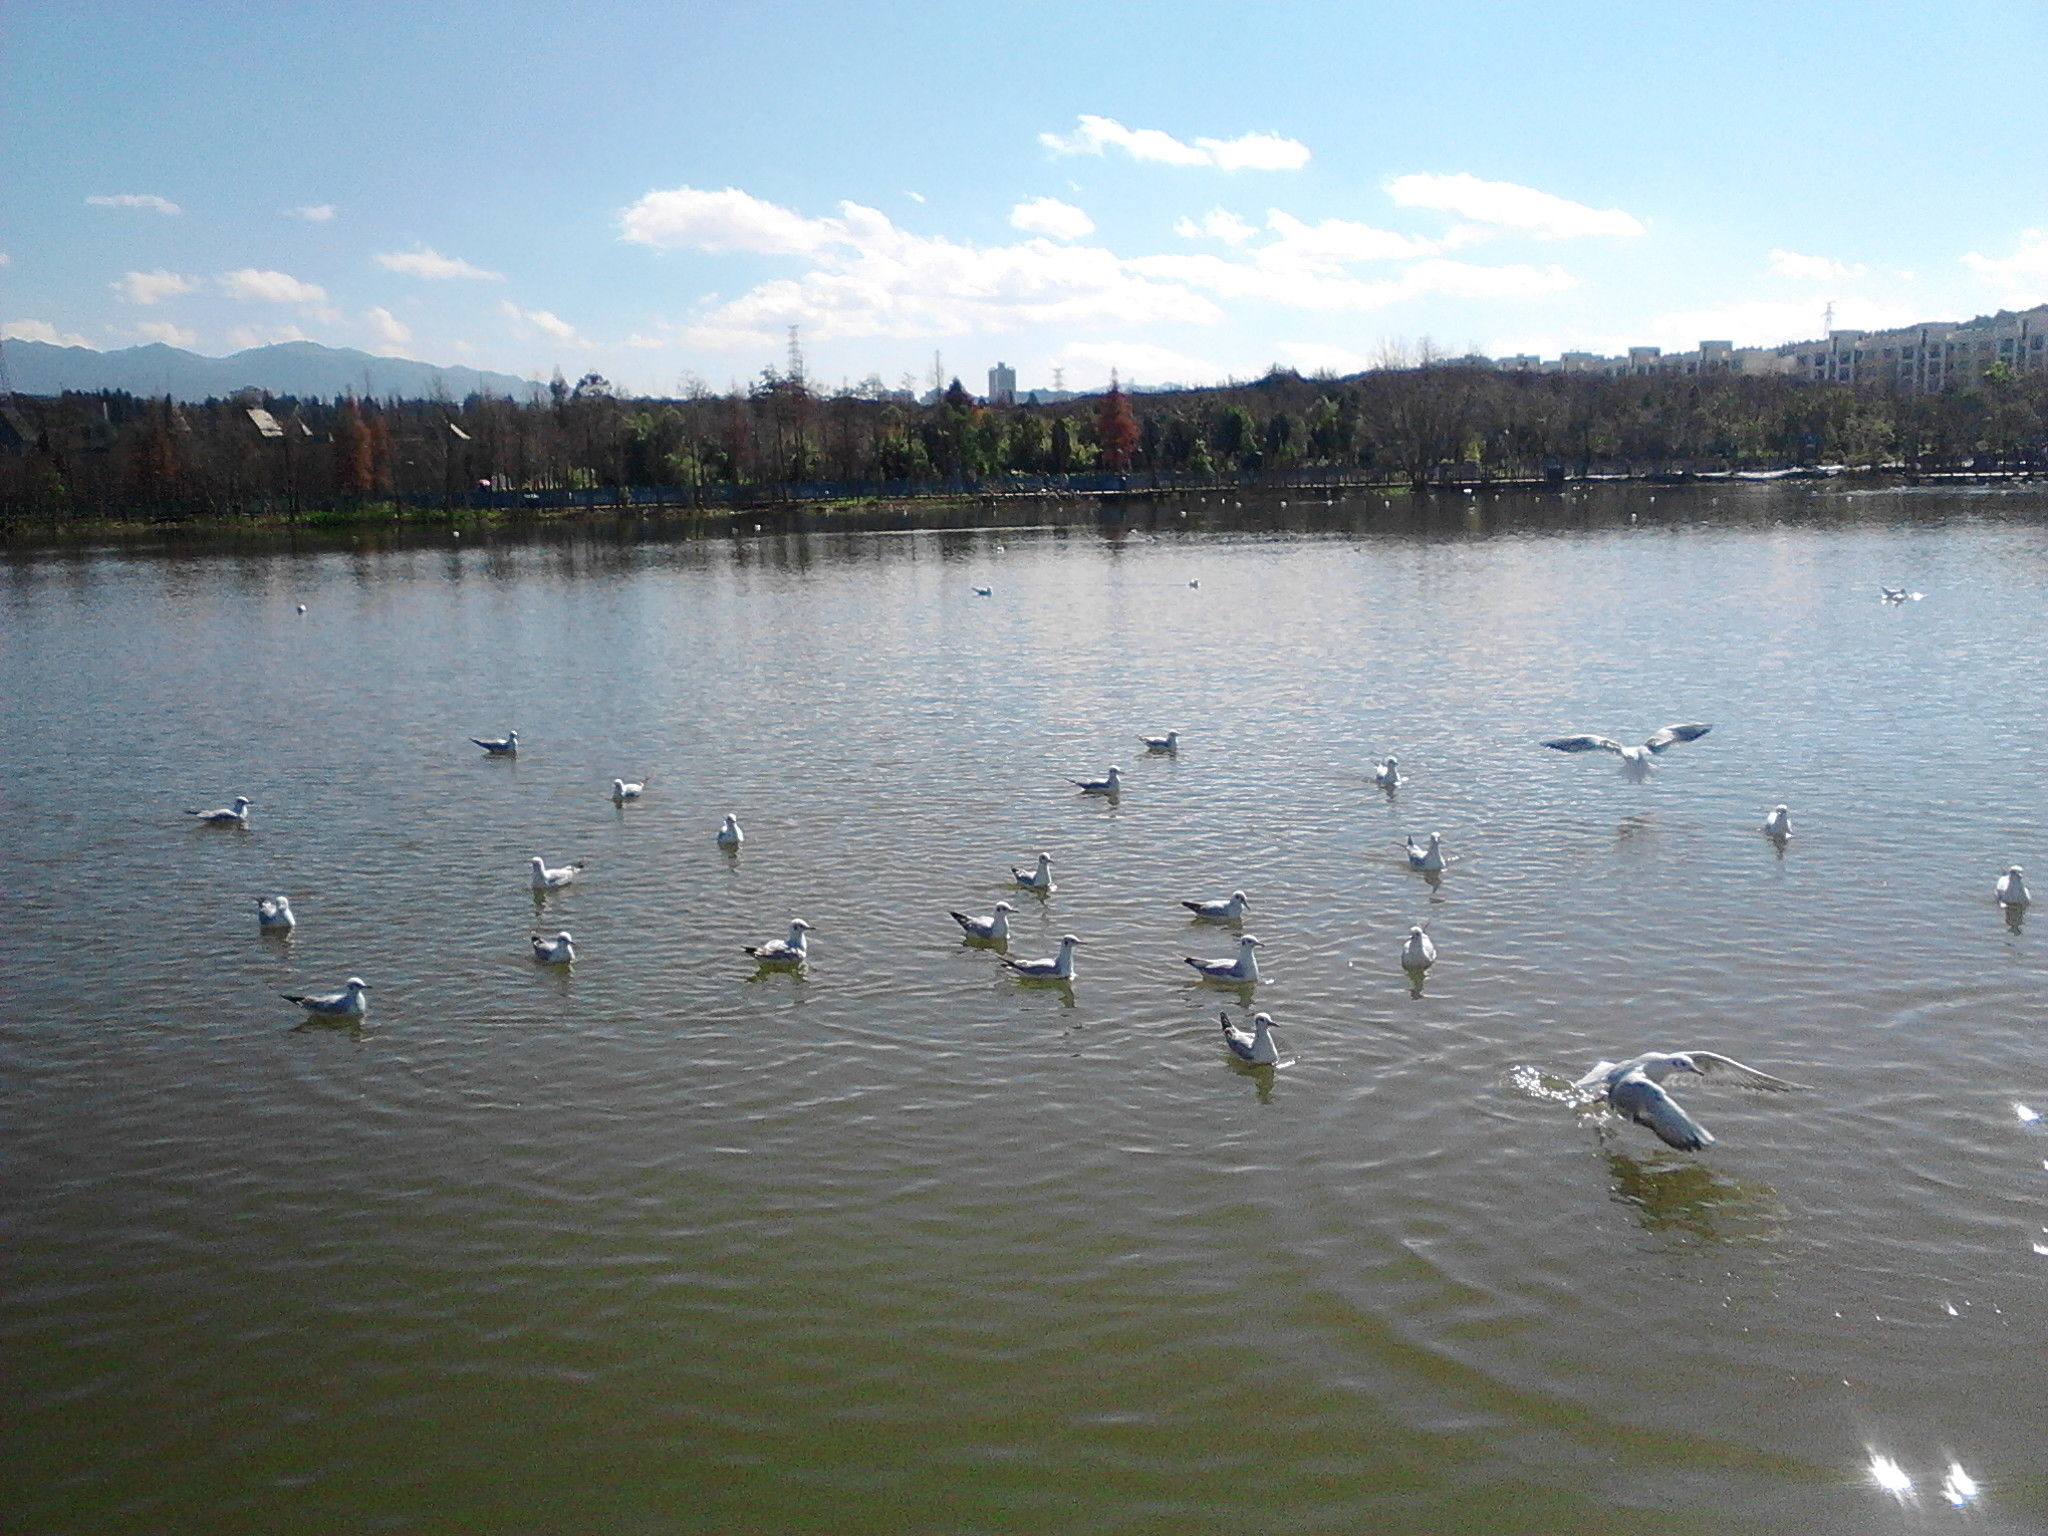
xmin=1575 ymin=1050 xmax=1803 ymax=1152
xmin=530 ymin=856 xmax=585 ymax=891
xmin=1000 ymin=934 xmax=1081 ymax=981
xmin=1402 ymin=832 xmax=1445 ymax=872
xmin=1400 ymin=925 xmax=1436 ymax=972
xmin=531 ymin=930 xmax=575 ymax=965
xmin=716 ymin=814 xmax=743 ymax=849
xmin=1182 ymin=890 xmax=1250 ymax=922
xmin=1543 ymin=723 xmax=1712 ymax=781
xmin=283 ymin=977 xmax=368 ymax=1019
xmin=1186 ymin=934 xmax=1262 ymax=983
xmin=187 ymin=796 xmax=251 ymax=826
xmin=1879 ymin=585 xmax=1924 ymax=603
xmin=1763 ymin=804 xmax=1791 ymax=840
xmin=1140 ymin=730 xmax=1180 ymax=754
xmin=745 ymin=919 xmax=812 ymax=966
xmin=472 ymin=731 xmax=519 ymax=756
xmin=950 ymin=901 xmax=1014 ymax=942
xmin=1012 ymin=852 xmax=1056 ymax=892
xmin=1996 ymin=865 xmax=2031 ymax=908
xmin=1070 ymin=765 xmax=1122 ymax=795
xmin=972 ymin=585 xmax=993 ymax=597
xmin=1373 ymin=756 xmax=1402 ymax=789
xmin=1220 ymin=1010 xmax=1284 ymax=1066
xmin=611 ymin=778 xmax=647 ymax=802
xmin=256 ymin=895 xmax=295 ymax=933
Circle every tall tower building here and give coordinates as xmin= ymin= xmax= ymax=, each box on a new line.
xmin=987 ymin=361 xmax=1017 ymax=407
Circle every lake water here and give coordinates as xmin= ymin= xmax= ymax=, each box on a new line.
xmin=4 ymin=484 xmax=2045 ymax=1535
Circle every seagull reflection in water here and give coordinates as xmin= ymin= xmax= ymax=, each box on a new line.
xmin=1602 ymin=1150 xmax=1779 ymax=1243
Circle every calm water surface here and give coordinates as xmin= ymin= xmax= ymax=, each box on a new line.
xmin=5 ymin=486 xmax=2046 ymax=1534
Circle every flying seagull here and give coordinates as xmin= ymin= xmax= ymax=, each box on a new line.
xmin=746 ymin=919 xmax=812 ymax=966
xmin=187 ymin=796 xmax=251 ymax=826
xmin=950 ymin=901 xmax=1014 ymax=942
xmin=472 ymin=731 xmax=519 ymax=756
xmin=1070 ymin=766 xmax=1122 ymax=795
xmin=283 ymin=977 xmax=369 ymax=1019
xmin=1140 ymin=730 xmax=1180 ymax=754
xmin=1402 ymin=832 xmax=1445 ymax=872
xmin=531 ymin=930 xmax=575 ymax=965
xmin=1220 ymin=1010 xmax=1284 ymax=1066
xmin=1182 ymin=890 xmax=1250 ymax=922
xmin=1575 ymin=1049 xmax=1804 ymax=1152
xmin=1543 ymin=723 xmax=1712 ymax=780
xmin=256 ymin=895 xmax=295 ymax=933
xmin=1185 ymin=934 xmax=1262 ymax=983
xmin=530 ymin=856 xmax=585 ymax=891
xmin=1000 ymin=934 xmax=1081 ymax=981
xmin=1012 ymin=852 xmax=1056 ymax=892
xmin=1996 ymin=865 xmax=2031 ymax=908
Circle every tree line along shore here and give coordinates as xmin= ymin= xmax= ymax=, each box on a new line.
xmin=3 ymin=359 xmax=2044 ymax=528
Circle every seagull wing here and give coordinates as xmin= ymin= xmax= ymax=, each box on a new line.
xmin=949 ymin=910 xmax=977 ymax=934
xmin=1571 ymin=1057 xmax=1628 ymax=1093
xmin=1544 ymin=734 xmax=1625 ymax=755
xmin=1220 ymin=1011 xmax=1259 ymax=1061
xmin=1684 ymin=1050 xmax=1805 ymax=1090
xmin=1610 ymin=1073 xmax=1714 ymax=1150
xmin=1643 ymin=722 xmax=1713 ymax=753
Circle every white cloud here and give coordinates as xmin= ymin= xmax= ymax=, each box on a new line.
xmin=1010 ymin=197 xmax=1095 ymax=241
xmin=134 ymin=320 xmax=198 ymax=347
xmin=114 ymin=269 xmax=199 ymax=305
xmin=226 ymin=323 xmax=313 ymax=349
xmin=1961 ymin=230 xmax=2048 ymax=306
xmin=1038 ymin=115 xmax=1310 ymax=171
xmin=1274 ymin=341 xmax=1378 ymax=375
xmin=1647 ymin=297 xmax=1916 ymax=349
xmin=289 ymin=204 xmax=337 ymax=222
xmin=501 ymin=301 xmax=582 ymax=343
xmin=904 ymin=190 xmax=926 ymax=204
xmin=3 ymin=319 xmax=93 ymax=346
xmin=1768 ymin=248 xmax=1866 ymax=282
xmin=1385 ymin=173 xmax=1644 ymax=239
xmin=620 ymin=186 xmax=840 ymax=253
xmin=1262 ymin=211 xmax=1439 ymax=265
xmin=1052 ymin=340 xmax=1227 ymax=388
xmin=374 ymin=247 xmax=503 ymax=280
xmin=1174 ymin=209 xmax=1260 ymax=245
xmin=220 ymin=268 xmax=328 ymax=304
xmin=363 ymin=306 xmax=412 ymax=349
xmin=86 ymin=193 xmax=181 ymax=215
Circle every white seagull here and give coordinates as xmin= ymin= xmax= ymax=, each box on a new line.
xmin=1996 ymin=865 xmax=2031 ymax=908
xmin=530 ymin=856 xmax=584 ymax=891
xmin=1402 ymin=832 xmax=1445 ymax=872
xmin=531 ymin=930 xmax=575 ymax=965
xmin=1182 ymin=890 xmax=1250 ymax=922
xmin=256 ymin=895 xmax=295 ymax=932
xmin=472 ymin=731 xmax=519 ymax=756
xmin=611 ymin=778 xmax=647 ymax=802
xmin=1575 ymin=1049 xmax=1803 ymax=1151
xmin=187 ymin=796 xmax=251 ymax=826
xmin=745 ymin=919 xmax=813 ymax=966
xmin=283 ymin=977 xmax=369 ymax=1019
xmin=716 ymin=814 xmax=743 ymax=848
xmin=1879 ymin=585 xmax=1924 ymax=603
xmin=1000 ymin=934 xmax=1081 ymax=981
xmin=1140 ymin=730 xmax=1180 ymax=754
xmin=1373 ymin=756 xmax=1402 ymax=789
xmin=950 ymin=901 xmax=1014 ymax=942
xmin=1400 ymin=925 xmax=1436 ymax=971
xmin=1543 ymin=723 xmax=1712 ymax=780
xmin=1012 ymin=852 xmax=1056 ymax=892
xmin=1185 ymin=934 xmax=1262 ymax=983
xmin=1220 ymin=1010 xmax=1283 ymax=1066
xmin=1070 ymin=766 xmax=1122 ymax=795
xmin=1763 ymin=804 xmax=1791 ymax=839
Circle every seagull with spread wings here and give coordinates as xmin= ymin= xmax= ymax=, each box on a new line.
xmin=1575 ymin=1049 xmax=1804 ymax=1152
xmin=1543 ymin=723 xmax=1712 ymax=780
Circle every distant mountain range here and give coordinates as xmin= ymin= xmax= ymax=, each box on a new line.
xmin=1 ymin=339 xmax=543 ymax=403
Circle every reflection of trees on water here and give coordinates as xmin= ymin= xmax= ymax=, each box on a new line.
xmin=1604 ymin=1150 xmax=1781 ymax=1244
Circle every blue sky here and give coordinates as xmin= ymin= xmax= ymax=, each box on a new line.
xmin=5 ymin=0 xmax=2046 ymax=394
